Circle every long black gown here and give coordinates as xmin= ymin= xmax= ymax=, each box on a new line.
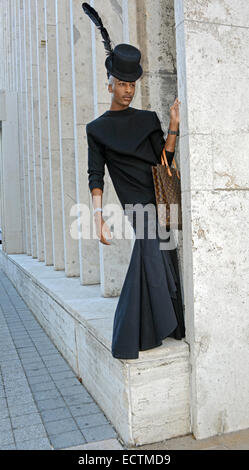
xmin=86 ymin=106 xmax=186 ymax=359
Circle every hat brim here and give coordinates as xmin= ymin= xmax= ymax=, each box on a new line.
xmin=105 ymin=55 xmax=143 ymax=82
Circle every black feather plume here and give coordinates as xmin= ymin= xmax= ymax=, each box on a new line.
xmin=82 ymin=2 xmax=114 ymax=57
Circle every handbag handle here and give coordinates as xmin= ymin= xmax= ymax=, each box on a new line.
xmin=161 ymin=146 xmax=180 ymax=180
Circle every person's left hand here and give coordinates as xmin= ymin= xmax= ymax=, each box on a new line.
xmin=170 ymin=98 xmax=181 ymax=125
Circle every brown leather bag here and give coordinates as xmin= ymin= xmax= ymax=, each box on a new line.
xmin=151 ymin=146 xmax=182 ymax=230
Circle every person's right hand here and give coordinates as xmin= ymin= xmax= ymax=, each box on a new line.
xmin=94 ymin=213 xmax=112 ymax=245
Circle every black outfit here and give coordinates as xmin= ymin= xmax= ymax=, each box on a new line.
xmin=86 ymin=106 xmax=174 ymax=209
xmin=86 ymin=106 xmax=186 ymax=359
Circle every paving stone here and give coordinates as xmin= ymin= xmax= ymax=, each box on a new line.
xmin=13 ymin=423 xmax=47 ymax=444
xmin=64 ymin=438 xmax=124 ymax=450
xmin=60 ymin=385 xmax=88 ymax=398
xmin=0 ymin=416 xmax=12 ymax=432
xmin=11 ymin=412 xmax=43 ymax=429
xmin=5 ymin=385 xmax=31 ymax=397
xmin=17 ymin=347 xmax=38 ymax=354
xmin=1 ymin=362 xmax=24 ymax=372
xmin=75 ymin=413 xmax=109 ymax=430
xmin=25 ymin=367 xmax=50 ymax=378
xmin=45 ymin=417 xmax=79 ymax=437
xmin=40 ymin=407 xmax=72 ymax=423
xmin=29 ymin=381 xmax=57 ymax=393
xmin=39 ymin=352 xmax=60 ymax=359
xmin=69 ymin=403 xmax=101 ymax=418
xmin=63 ymin=393 xmax=93 ymax=407
xmin=6 ymin=393 xmax=34 ymax=408
xmin=49 ymin=430 xmax=86 ymax=450
xmin=82 ymin=424 xmax=117 ymax=442
xmin=17 ymin=352 xmax=41 ymax=361
xmin=27 ymin=373 xmax=52 ymax=385
xmin=16 ymin=438 xmax=52 ymax=450
xmin=0 ymin=397 xmax=8 ymax=409
xmin=4 ymin=379 xmax=29 ymax=389
xmin=0 ymin=407 xmax=10 ymax=420
xmin=32 ymin=388 xmax=61 ymax=401
xmin=21 ymin=361 xmax=45 ymax=370
xmin=13 ymin=340 xmax=34 ymax=348
xmin=0 ymin=443 xmax=17 ymax=450
xmin=45 ymin=362 xmax=72 ymax=377
xmin=53 ymin=378 xmax=82 ymax=388
xmin=8 ymin=401 xmax=38 ymax=417
xmin=0 ymin=429 xmax=15 ymax=446
xmin=46 ymin=368 xmax=74 ymax=378
xmin=36 ymin=397 xmax=66 ymax=411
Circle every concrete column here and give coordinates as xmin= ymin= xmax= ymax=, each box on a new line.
xmin=175 ymin=0 xmax=249 ymax=439
xmin=21 ymin=0 xmax=31 ymax=255
xmin=37 ymin=0 xmax=53 ymax=265
xmin=25 ymin=0 xmax=37 ymax=257
xmin=15 ymin=0 xmax=26 ymax=253
xmin=11 ymin=0 xmax=17 ymax=91
xmin=3 ymin=0 xmax=7 ymax=90
xmin=0 ymin=92 xmax=23 ymax=253
xmin=45 ymin=0 xmax=64 ymax=270
xmin=6 ymin=1 xmax=11 ymax=90
xmin=5 ymin=0 xmax=10 ymax=89
xmin=70 ymin=0 xmax=96 ymax=285
xmin=55 ymin=0 xmax=79 ymax=276
xmin=30 ymin=0 xmax=44 ymax=261
xmin=0 ymin=2 xmax=4 ymax=89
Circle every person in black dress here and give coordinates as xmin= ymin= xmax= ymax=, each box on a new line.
xmin=83 ymin=2 xmax=186 ymax=359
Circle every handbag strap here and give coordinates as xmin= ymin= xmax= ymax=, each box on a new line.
xmin=161 ymin=147 xmax=180 ymax=179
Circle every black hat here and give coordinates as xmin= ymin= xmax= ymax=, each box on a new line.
xmin=82 ymin=3 xmax=143 ymax=82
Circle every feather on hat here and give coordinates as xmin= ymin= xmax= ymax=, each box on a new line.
xmin=82 ymin=3 xmax=114 ymax=58
xmin=82 ymin=2 xmax=143 ymax=82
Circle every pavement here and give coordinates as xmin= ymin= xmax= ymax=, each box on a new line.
xmin=0 ymin=267 xmax=248 ymax=451
xmin=0 ymin=268 xmax=123 ymax=450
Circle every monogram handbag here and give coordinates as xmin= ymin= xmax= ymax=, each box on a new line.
xmin=151 ymin=146 xmax=182 ymax=230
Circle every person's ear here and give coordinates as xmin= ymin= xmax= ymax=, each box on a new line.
xmin=108 ymin=83 xmax=113 ymax=94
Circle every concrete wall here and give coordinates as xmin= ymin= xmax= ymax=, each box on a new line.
xmin=175 ymin=0 xmax=249 ymax=438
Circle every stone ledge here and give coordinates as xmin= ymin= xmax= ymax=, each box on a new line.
xmin=0 ymin=247 xmax=191 ymax=446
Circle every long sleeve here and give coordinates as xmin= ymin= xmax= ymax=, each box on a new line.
xmin=149 ymin=111 xmax=175 ymax=167
xmin=86 ymin=125 xmax=106 ymax=191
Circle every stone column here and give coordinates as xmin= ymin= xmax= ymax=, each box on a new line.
xmin=25 ymin=0 xmax=37 ymax=257
xmin=15 ymin=0 xmax=27 ymax=253
xmin=20 ymin=0 xmax=31 ymax=255
xmin=30 ymin=0 xmax=44 ymax=261
xmin=0 ymin=90 xmax=23 ymax=253
xmin=6 ymin=1 xmax=12 ymax=90
xmin=0 ymin=2 xmax=4 ymax=89
xmin=175 ymin=0 xmax=249 ymax=439
xmin=37 ymin=0 xmax=53 ymax=265
xmin=70 ymin=0 xmax=98 ymax=285
xmin=12 ymin=0 xmax=17 ymax=91
xmin=55 ymin=0 xmax=79 ymax=277
xmin=45 ymin=0 xmax=65 ymax=270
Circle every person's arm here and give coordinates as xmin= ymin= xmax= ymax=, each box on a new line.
xmin=86 ymin=127 xmax=111 ymax=245
xmin=149 ymin=111 xmax=177 ymax=166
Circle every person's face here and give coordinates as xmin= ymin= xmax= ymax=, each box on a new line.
xmin=108 ymin=77 xmax=136 ymax=107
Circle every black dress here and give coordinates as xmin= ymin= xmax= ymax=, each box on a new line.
xmin=86 ymin=106 xmax=186 ymax=359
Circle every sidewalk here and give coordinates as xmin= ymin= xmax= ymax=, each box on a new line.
xmin=1 ymin=267 xmax=248 ymax=451
xmin=0 ymin=268 xmax=123 ymax=450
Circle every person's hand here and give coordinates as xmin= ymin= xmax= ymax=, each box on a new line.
xmin=94 ymin=213 xmax=112 ymax=245
xmin=170 ymin=97 xmax=181 ymax=126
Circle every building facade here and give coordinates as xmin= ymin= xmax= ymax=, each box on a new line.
xmin=0 ymin=0 xmax=249 ymax=446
